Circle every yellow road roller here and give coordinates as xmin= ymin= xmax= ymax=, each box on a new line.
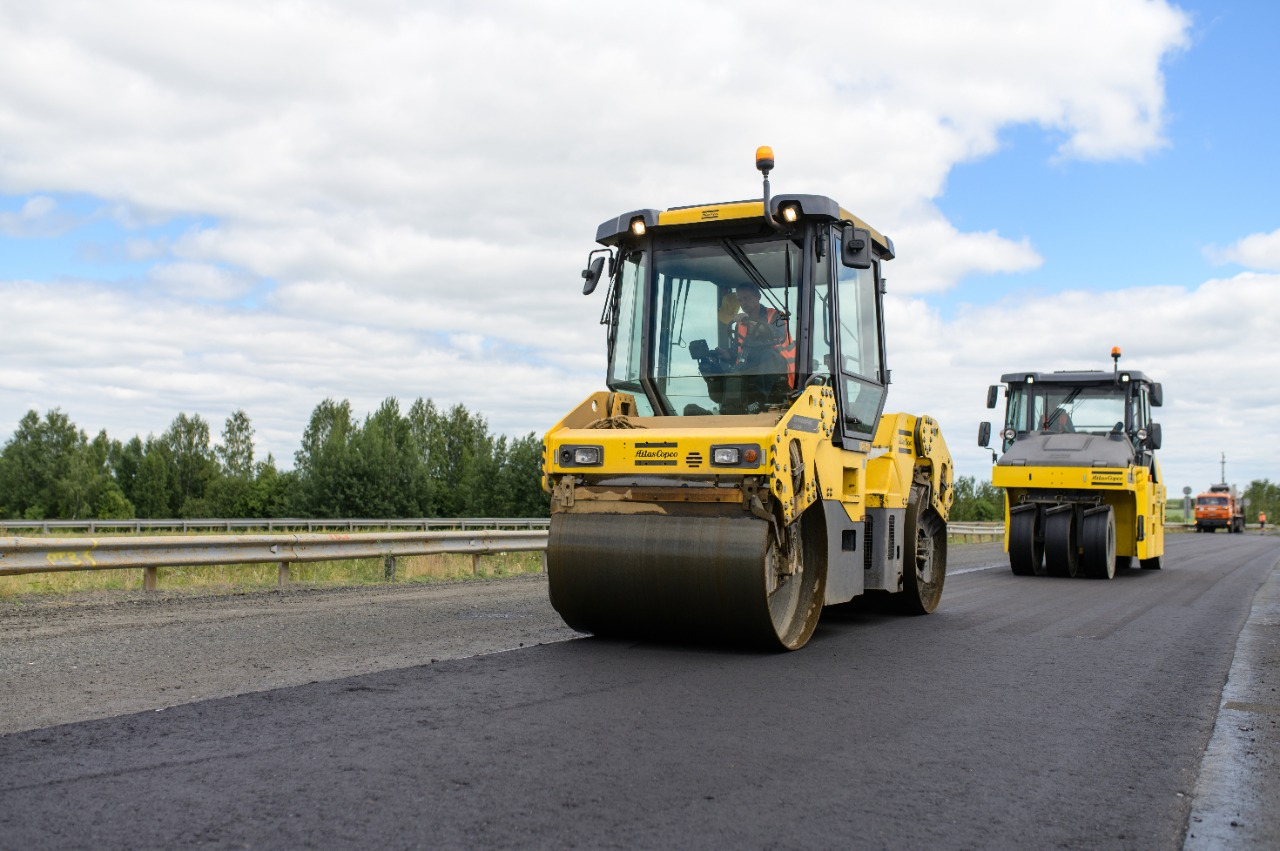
xmin=979 ymin=348 xmax=1166 ymax=578
xmin=541 ymin=148 xmax=954 ymax=650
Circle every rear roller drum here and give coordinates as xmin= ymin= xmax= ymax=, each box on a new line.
xmin=892 ymin=484 xmax=947 ymax=614
xmin=1044 ymin=508 xmax=1080 ymax=578
xmin=1080 ymin=507 xmax=1117 ymax=580
xmin=1008 ymin=507 xmax=1044 ymax=576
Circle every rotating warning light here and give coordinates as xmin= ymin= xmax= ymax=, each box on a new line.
xmin=755 ymin=146 xmax=775 ymax=173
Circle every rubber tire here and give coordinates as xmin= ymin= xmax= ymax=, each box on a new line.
xmin=893 ymin=484 xmax=947 ymax=614
xmin=1008 ymin=508 xmax=1043 ymax=576
xmin=1044 ymin=508 xmax=1080 ymax=578
xmin=1140 ymin=553 xmax=1163 ymax=570
xmin=1081 ymin=507 xmax=1117 ymax=580
xmin=1114 ymin=555 xmax=1133 ymax=571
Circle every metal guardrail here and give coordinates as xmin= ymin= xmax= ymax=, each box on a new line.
xmin=0 ymin=517 xmax=550 ymax=535
xmin=0 ymin=530 xmax=549 ymax=590
xmin=0 ymin=517 xmax=1199 ymax=590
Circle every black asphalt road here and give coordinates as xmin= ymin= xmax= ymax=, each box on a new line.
xmin=2 ymin=534 xmax=1277 ymax=850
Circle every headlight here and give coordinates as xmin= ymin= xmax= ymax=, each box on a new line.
xmin=1003 ymin=428 xmax=1016 ymax=441
xmin=557 ymin=445 xmax=603 ymax=467
xmin=713 ymin=447 xmax=740 ymax=465
xmin=710 ymin=444 xmax=761 ymax=467
xmin=1136 ymin=428 xmax=1148 ymax=442
xmin=780 ymin=203 xmax=799 ymax=223
xmin=573 ymin=446 xmax=602 ymax=465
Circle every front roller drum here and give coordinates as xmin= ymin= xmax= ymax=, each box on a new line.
xmin=547 ymin=511 xmax=825 ymax=650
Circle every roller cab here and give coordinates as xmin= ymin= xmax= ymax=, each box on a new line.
xmin=543 ymin=149 xmax=953 ymax=650
xmin=979 ymin=348 xmax=1167 ymax=579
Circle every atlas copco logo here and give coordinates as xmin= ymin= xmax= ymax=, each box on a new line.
xmin=636 ymin=448 xmax=678 ymax=459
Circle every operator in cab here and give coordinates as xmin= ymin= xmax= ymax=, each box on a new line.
xmin=690 ymin=281 xmax=796 ymax=413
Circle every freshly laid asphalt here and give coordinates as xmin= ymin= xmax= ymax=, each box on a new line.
xmin=1 ymin=534 xmax=1277 ymax=850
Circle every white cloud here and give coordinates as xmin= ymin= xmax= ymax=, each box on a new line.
xmin=0 ymin=0 xmax=1200 ymax=479
xmin=886 ymin=273 xmax=1280 ymax=490
xmin=0 ymin=194 xmax=64 ymax=237
xmin=1209 ymin=228 xmax=1280 ymax=271
xmin=147 ymin=261 xmax=255 ymax=300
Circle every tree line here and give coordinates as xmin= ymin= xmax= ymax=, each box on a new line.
xmin=0 ymin=398 xmax=549 ymax=521
xmin=0 ymin=399 xmax=1019 ymax=524
xmin=1242 ymin=480 xmax=1280 ymax=526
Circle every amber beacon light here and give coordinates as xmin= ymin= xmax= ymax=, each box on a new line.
xmin=755 ymin=145 xmax=775 ymax=173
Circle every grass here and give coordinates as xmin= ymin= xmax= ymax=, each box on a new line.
xmin=0 ymin=551 xmax=545 ymax=599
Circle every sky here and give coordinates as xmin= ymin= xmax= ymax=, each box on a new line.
xmin=1 ymin=0 xmax=1278 ymax=500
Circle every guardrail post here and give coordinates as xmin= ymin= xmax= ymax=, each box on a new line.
xmin=278 ymin=561 xmax=290 ymax=588
xmin=472 ymin=553 xmax=481 ymax=575
xmin=383 ymin=556 xmax=396 ymax=582
xmin=143 ymin=567 xmax=158 ymax=591
xmin=541 ymin=552 xmax=547 ymax=573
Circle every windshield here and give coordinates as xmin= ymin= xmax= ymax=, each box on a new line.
xmin=613 ymin=236 xmax=800 ymax=416
xmin=1005 ymin=383 xmax=1129 ymax=438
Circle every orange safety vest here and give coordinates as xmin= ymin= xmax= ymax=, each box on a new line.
xmin=734 ymin=307 xmax=796 ymax=389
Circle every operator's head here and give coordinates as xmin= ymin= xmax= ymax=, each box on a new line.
xmin=735 ymin=282 xmax=761 ymax=310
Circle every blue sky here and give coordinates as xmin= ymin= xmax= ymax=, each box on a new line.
xmin=939 ymin=1 xmax=1280 ymax=309
xmin=1 ymin=0 xmax=1277 ymax=497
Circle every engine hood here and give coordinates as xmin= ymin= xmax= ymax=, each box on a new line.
xmin=997 ymin=432 xmax=1135 ymax=469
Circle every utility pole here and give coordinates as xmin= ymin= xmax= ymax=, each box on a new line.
xmin=1220 ymin=452 xmax=1227 ymax=484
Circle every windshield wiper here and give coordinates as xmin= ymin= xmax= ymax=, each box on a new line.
xmin=721 ymin=239 xmax=790 ymax=317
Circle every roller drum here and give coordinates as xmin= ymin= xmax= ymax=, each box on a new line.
xmin=548 ymin=511 xmax=820 ymax=649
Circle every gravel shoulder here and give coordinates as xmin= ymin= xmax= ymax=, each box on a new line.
xmin=0 ymin=575 xmax=580 ymax=736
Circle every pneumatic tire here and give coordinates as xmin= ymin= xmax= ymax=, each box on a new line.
xmin=1044 ymin=508 xmax=1079 ymax=578
xmin=1081 ymin=507 xmax=1117 ymax=580
xmin=1008 ymin=508 xmax=1044 ymax=576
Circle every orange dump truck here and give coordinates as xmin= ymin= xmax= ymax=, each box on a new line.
xmin=1194 ymin=484 xmax=1244 ymax=533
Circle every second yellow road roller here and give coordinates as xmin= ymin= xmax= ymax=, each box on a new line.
xmin=978 ymin=348 xmax=1167 ymax=578
xmin=541 ymin=148 xmax=954 ymax=650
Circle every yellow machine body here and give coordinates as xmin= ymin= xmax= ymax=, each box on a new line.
xmin=541 ymin=164 xmax=953 ymax=649
xmin=982 ymin=361 xmax=1166 ymax=577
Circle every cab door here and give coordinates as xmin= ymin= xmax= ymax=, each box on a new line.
xmin=830 ymin=230 xmax=888 ymax=444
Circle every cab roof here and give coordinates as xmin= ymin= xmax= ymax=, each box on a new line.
xmin=1000 ymin=369 xmax=1157 ymax=386
xmin=595 ymin=193 xmax=894 ymax=258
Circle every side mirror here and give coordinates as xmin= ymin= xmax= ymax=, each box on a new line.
xmin=1150 ymin=382 xmax=1163 ymax=408
xmin=581 ymin=256 xmax=606 ymax=295
xmin=840 ymin=225 xmax=872 ymax=269
xmin=985 ymin=385 xmax=999 ymax=409
xmin=1148 ymin=422 xmax=1162 ymax=450
xmin=978 ymin=421 xmax=991 ymax=448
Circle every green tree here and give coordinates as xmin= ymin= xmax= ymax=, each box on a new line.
xmin=949 ymin=476 xmax=1005 ymax=522
xmin=133 ymin=438 xmax=173 ymax=518
xmin=159 ymin=413 xmax=219 ymax=516
xmin=350 ymin=398 xmax=430 ymax=517
xmin=217 ymin=410 xmax=255 ymax=478
xmin=110 ymin=436 xmax=145 ymax=509
xmin=1243 ymin=479 xmax=1280 ymax=525
xmin=427 ymin=403 xmax=492 ymax=518
xmin=0 ymin=411 xmax=133 ymax=520
xmin=494 ymin=432 xmax=549 ymax=517
xmin=294 ymin=399 xmax=357 ymax=517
